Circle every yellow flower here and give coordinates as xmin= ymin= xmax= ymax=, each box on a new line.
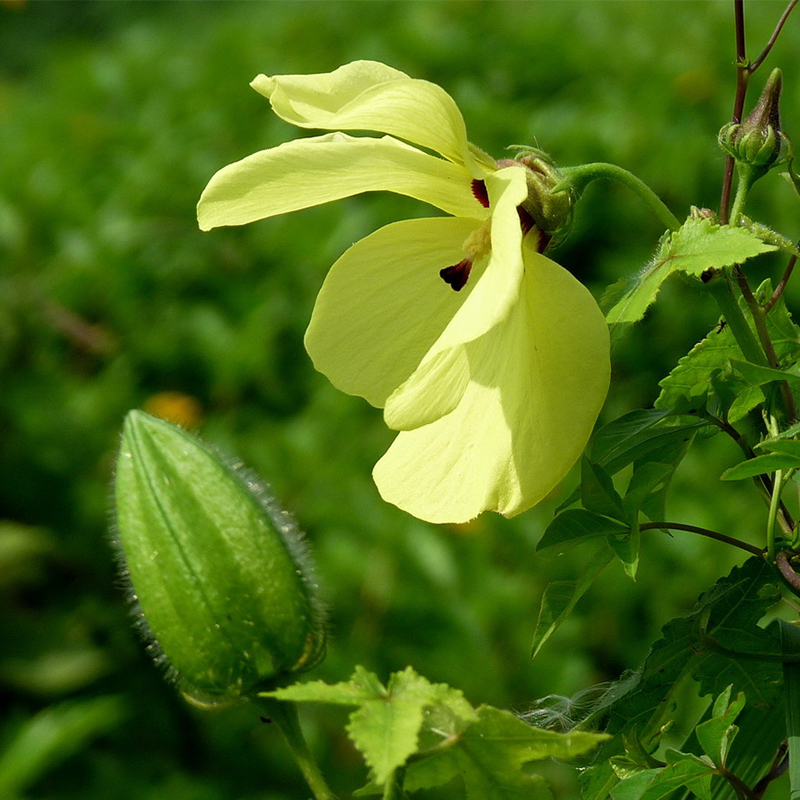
xmin=198 ymin=61 xmax=610 ymax=524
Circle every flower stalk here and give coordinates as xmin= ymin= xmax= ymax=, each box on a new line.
xmin=556 ymin=162 xmax=680 ymax=232
xmin=259 ymin=697 xmax=337 ymax=800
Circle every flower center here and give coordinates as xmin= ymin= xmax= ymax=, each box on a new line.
xmin=439 ymin=177 xmax=539 ymax=292
xmin=439 ymin=220 xmax=493 ymax=291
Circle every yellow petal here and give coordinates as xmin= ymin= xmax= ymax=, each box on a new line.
xmin=251 ymin=61 xmax=496 ymax=177
xmin=373 ymin=250 xmax=611 ymax=524
xmin=197 ymin=133 xmax=482 ymax=230
xmin=304 ymin=217 xmax=484 ymax=408
xmin=383 ymin=166 xmax=527 ymax=430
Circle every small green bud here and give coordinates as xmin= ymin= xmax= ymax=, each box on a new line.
xmin=113 ymin=410 xmax=326 ymax=707
xmin=719 ymin=69 xmax=793 ymax=171
xmin=500 ymin=148 xmax=574 ymax=243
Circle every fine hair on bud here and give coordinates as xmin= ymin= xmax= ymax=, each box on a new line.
xmin=112 ymin=410 xmax=327 ymax=707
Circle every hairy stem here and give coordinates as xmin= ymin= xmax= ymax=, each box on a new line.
xmin=258 ymin=698 xmax=337 ymax=800
xmin=556 ymin=162 xmax=680 ymax=231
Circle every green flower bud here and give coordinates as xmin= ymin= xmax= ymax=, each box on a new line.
xmin=500 ymin=148 xmax=575 ymax=243
xmin=113 ymin=410 xmax=326 ymax=707
xmin=719 ymin=68 xmax=793 ymax=171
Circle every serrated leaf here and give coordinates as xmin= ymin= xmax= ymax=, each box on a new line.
xmin=664 ymin=218 xmax=775 ymax=276
xmin=537 ymin=510 xmax=630 ymax=556
xmin=265 ymin=664 xmax=385 ymax=705
xmin=581 ymin=459 xmax=627 ymax=521
xmin=531 ymin=547 xmax=614 ymax=660
xmin=405 ymin=705 xmax=608 ymax=800
xmin=605 ymin=218 xmax=775 ymax=324
xmin=741 ymin=217 xmax=800 ymax=257
xmin=346 ymin=671 xmax=434 ymax=784
xmin=720 ymin=452 xmax=800 ymax=480
xmin=580 ymin=558 xmax=782 ymax=800
xmin=611 ymin=750 xmax=714 ymax=800
xmin=268 ymin=666 xmax=478 ymax=785
xmin=695 ymin=687 xmax=745 ymax=768
xmin=657 ymin=279 xmax=800 ymax=416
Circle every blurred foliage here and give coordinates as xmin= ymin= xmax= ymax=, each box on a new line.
xmin=0 ymin=1 xmax=798 ymax=798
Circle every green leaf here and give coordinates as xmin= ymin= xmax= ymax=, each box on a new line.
xmin=695 ymin=687 xmax=745 ymax=768
xmin=741 ymin=217 xmax=800 ymax=258
xmin=730 ymin=358 xmax=800 ymax=391
xmin=720 ymin=452 xmax=800 ymax=480
xmin=619 ymin=750 xmax=714 ymax=800
xmin=580 ymin=558 xmax=782 ymax=800
xmin=607 ymin=521 xmax=640 ymax=580
xmin=266 ymin=665 xmax=387 ymax=705
xmin=656 ymin=279 xmax=800 ymax=418
xmin=537 ymin=510 xmax=630 ymax=556
xmin=581 ymin=458 xmax=627 ymax=521
xmin=783 ymin=159 xmax=800 ymax=199
xmin=268 ymin=666 xmax=477 ymax=785
xmin=405 ymin=705 xmax=608 ymax=799
xmin=0 ymin=697 xmax=124 ymax=799
xmin=531 ymin=547 xmax=614 ymax=659
xmin=663 ymin=217 xmax=776 ymax=277
xmin=779 ymin=620 xmax=800 ymax=800
xmin=623 ymin=462 xmax=674 ymax=522
xmin=605 ymin=218 xmax=775 ymax=324
xmin=590 ymin=410 xmax=707 ymax=477
xmin=759 ymin=439 xmax=800 ymax=458
xmin=556 ymin=410 xmax=703 ymax=517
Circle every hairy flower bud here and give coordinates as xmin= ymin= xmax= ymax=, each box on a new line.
xmin=719 ymin=69 xmax=793 ymax=171
xmin=499 ymin=149 xmax=575 ymax=242
xmin=113 ymin=410 xmax=326 ymax=707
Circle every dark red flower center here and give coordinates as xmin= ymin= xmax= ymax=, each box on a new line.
xmin=439 ymin=178 xmax=538 ymax=292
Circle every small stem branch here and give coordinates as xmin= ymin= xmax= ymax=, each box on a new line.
xmin=718 ymin=764 xmax=758 ymax=800
xmin=739 ymin=283 xmax=798 ymax=423
xmin=767 ymin=469 xmax=787 ymax=562
xmin=777 ymin=550 xmax=800 ymax=594
xmin=557 ymin=162 xmax=680 ymax=231
xmin=711 ymin=419 xmax=795 ymax=531
xmin=640 ymin=522 xmax=763 ymax=556
xmin=752 ymin=743 xmax=788 ymax=798
xmin=750 ymin=0 xmax=800 ymax=72
xmin=765 ymin=248 xmax=799 ymax=313
xmin=258 ymin=698 xmax=337 ymax=800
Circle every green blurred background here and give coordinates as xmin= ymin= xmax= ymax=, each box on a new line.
xmin=1 ymin=2 xmax=799 ymax=798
